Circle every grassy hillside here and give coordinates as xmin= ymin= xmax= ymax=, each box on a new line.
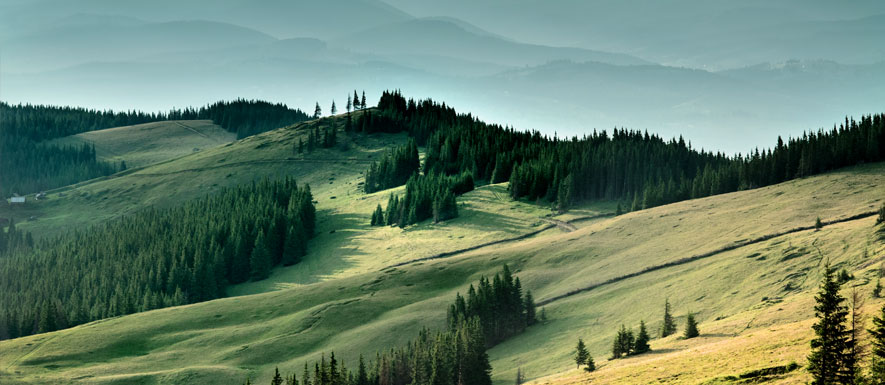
xmin=3 ymin=112 xmax=601 ymax=288
xmin=0 ymin=160 xmax=881 ymax=384
xmin=47 ymin=120 xmax=236 ymax=169
xmin=1 ymin=114 xmax=387 ymax=237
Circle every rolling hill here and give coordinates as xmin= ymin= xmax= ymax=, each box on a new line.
xmin=0 ymin=112 xmax=882 ymax=384
xmin=330 ymin=18 xmax=651 ymax=69
xmin=1 ymin=20 xmax=276 ymax=73
xmin=47 ymin=120 xmax=236 ymax=169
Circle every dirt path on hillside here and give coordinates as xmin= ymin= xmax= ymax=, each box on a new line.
xmin=535 ymin=210 xmax=880 ymax=306
xmin=174 ymin=121 xmax=216 ymax=142
xmin=383 ymin=213 xmax=615 ymax=270
xmin=3 ymin=333 xmax=59 ymax=371
xmin=540 ymin=218 xmax=578 ymax=232
xmin=132 ymin=157 xmax=375 ymax=177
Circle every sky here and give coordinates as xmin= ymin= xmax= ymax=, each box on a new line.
xmin=1 ymin=0 xmax=884 ymax=154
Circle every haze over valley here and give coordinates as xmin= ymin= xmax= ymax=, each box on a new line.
xmin=1 ymin=2 xmax=884 ymax=385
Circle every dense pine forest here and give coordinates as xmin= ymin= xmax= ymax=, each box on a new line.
xmin=0 ymin=136 xmax=123 ymax=198
xmin=253 ymin=319 xmax=490 ymax=385
xmin=364 ymin=140 xmax=420 ymax=194
xmin=379 ymin=171 xmax=473 ymax=227
xmin=0 ymin=100 xmax=308 ymax=197
xmin=0 ymin=178 xmax=315 ymax=340
xmin=250 ymin=266 xmax=538 ymax=385
xmin=361 ymin=91 xmax=884 ymax=212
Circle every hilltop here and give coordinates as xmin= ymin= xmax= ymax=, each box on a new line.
xmin=47 ymin=120 xmax=235 ymax=169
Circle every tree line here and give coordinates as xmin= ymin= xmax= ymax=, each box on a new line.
xmin=0 ymin=137 xmax=123 ymax=198
xmin=447 ymin=264 xmax=538 ymax=346
xmin=367 ymin=90 xmax=884 ymax=213
xmin=373 ymin=171 xmax=473 ymax=227
xmin=0 ymin=100 xmax=309 ymax=197
xmin=298 ymin=124 xmax=338 ymax=153
xmin=364 ymin=140 xmax=420 ymax=194
xmin=248 ymin=265 xmax=538 ymax=385
xmin=252 ymin=318 xmax=490 ymax=385
xmin=0 ymin=177 xmax=316 ymax=341
xmin=357 ymin=90 xmax=878 ymax=226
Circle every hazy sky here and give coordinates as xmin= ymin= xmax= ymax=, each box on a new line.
xmin=1 ymin=0 xmax=884 ymax=153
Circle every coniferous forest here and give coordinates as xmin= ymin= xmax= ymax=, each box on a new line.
xmin=379 ymin=171 xmax=473 ymax=227
xmin=0 ymin=178 xmax=315 ymax=340
xmin=249 ymin=265 xmax=536 ymax=385
xmin=364 ymin=140 xmax=420 ymax=194
xmin=0 ymin=101 xmax=308 ymax=197
xmin=363 ymin=91 xmax=884 ymax=212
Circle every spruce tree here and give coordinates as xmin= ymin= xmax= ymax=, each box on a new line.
xmin=846 ymin=289 xmax=864 ymax=383
xmin=612 ymin=325 xmax=634 ymax=358
xmin=272 ymin=368 xmax=284 ymax=385
xmin=361 ymin=91 xmax=367 ymax=109
xmin=556 ymin=174 xmax=573 ymax=213
xmin=524 ymin=291 xmax=536 ymax=326
xmin=331 ymin=101 xmax=337 ymax=115
xmin=250 ymin=230 xmax=272 ymax=281
xmin=575 ymin=338 xmax=589 ymax=368
xmin=357 ymin=354 xmax=369 ymax=385
xmin=661 ymin=299 xmax=677 ymax=338
xmin=808 ymin=263 xmax=852 ymax=385
xmin=37 ymin=300 xmax=56 ymax=333
xmin=870 ymin=304 xmax=885 ymax=384
xmin=371 ymin=204 xmax=384 ymax=226
xmin=314 ymin=102 xmax=322 ymax=118
xmin=584 ymin=353 xmax=595 ymax=372
xmin=683 ymin=313 xmax=699 ymax=339
xmin=282 ymin=225 xmax=303 ymax=266
xmin=633 ymin=320 xmax=651 ymax=354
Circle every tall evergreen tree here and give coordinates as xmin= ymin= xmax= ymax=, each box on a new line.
xmin=272 ymin=368 xmax=284 ymax=385
xmin=556 ymin=174 xmax=574 ymax=212
xmin=870 ymin=304 xmax=885 ymax=384
xmin=683 ymin=313 xmax=699 ymax=339
xmin=356 ymin=354 xmax=369 ymax=385
xmin=314 ymin=102 xmax=322 ymax=118
xmin=371 ymin=204 xmax=384 ymax=226
xmin=661 ymin=299 xmax=677 ymax=338
xmin=331 ymin=101 xmax=337 ymax=115
xmin=37 ymin=301 xmax=57 ymax=334
xmin=250 ymin=230 xmax=272 ymax=281
xmin=282 ymin=224 xmax=305 ymax=266
xmin=575 ymin=338 xmax=589 ymax=369
xmin=808 ymin=263 xmax=852 ymax=385
xmin=584 ymin=353 xmax=595 ymax=372
xmin=612 ymin=325 xmax=634 ymax=358
xmin=633 ymin=320 xmax=651 ymax=354
xmin=524 ymin=291 xmax=537 ymax=326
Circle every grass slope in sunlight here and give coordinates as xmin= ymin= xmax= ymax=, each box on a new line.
xmin=0 ymin=162 xmax=881 ymax=385
xmin=47 ymin=120 xmax=236 ymax=169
